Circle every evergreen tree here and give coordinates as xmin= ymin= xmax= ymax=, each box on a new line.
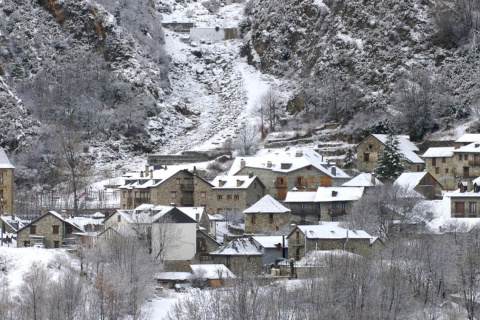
xmin=374 ymin=134 xmax=405 ymax=181
xmin=343 ymin=148 xmax=356 ymax=169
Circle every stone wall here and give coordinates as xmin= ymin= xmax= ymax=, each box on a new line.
xmin=450 ymin=196 xmax=480 ymax=218
xmin=424 ymin=156 xmax=455 ymax=190
xmin=164 ymin=260 xmax=192 ymax=272
xmin=210 ymin=181 xmax=265 ymax=215
xmin=244 ymin=212 xmax=291 ymax=233
xmin=190 ymin=27 xmax=239 ymax=42
xmin=17 ymin=213 xmax=75 ymax=248
xmin=0 ymin=167 xmax=14 ymax=215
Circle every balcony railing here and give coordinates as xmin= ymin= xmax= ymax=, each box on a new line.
xmin=126 ymin=197 xmax=133 ymax=205
xmin=469 ymin=160 xmax=480 ymax=166
xmin=180 ymin=184 xmax=194 ymax=191
xmin=134 ymin=197 xmax=150 ymax=205
xmin=181 ymin=196 xmax=194 ymax=206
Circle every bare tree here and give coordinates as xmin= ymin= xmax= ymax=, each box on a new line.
xmin=20 ymin=263 xmax=50 ymax=320
xmin=234 ymin=123 xmax=259 ymax=156
xmin=256 ymin=87 xmax=282 ymax=132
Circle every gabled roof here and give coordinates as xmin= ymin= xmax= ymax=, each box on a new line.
xmin=367 ymin=134 xmax=424 ymax=164
xmin=454 ymin=142 xmax=480 ymax=154
xmin=16 ymin=211 xmax=83 ymax=234
xmin=209 ymin=238 xmax=263 ymax=256
xmin=159 ymin=207 xmax=197 ymax=224
xmin=190 ymin=264 xmax=235 ymax=279
xmin=252 ymin=235 xmax=288 ymax=248
xmin=211 ymin=175 xmax=262 ymax=189
xmin=315 ymin=187 xmax=364 ymax=202
xmin=284 ymin=191 xmax=317 ymax=203
xmin=422 ymin=147 xmax=455 ymax=158
xmin=342 ymin=173 xmax=382 ymax=187
xmin=0 ymin=215 xmax=25 ymax=231
xmin=228 ymin=148 xmax=349 ymax=179
xmin=455 ymin=134 xmax=480 ymax=143
xmin=119 ymin=168 xmax=213 ymax=190
xmin=106 ymin=205 xmax=198 ymax=225
xmin=394 ymin=172 xmax=430 ymax=191
xmin=97 ymin=225 xmax=138 ymax=238
xmin=243 ymin=195 xmax=291 ymax=214
xmin=177 ymin=207 xmax=206 ymax=222
xmin=0 ymin=148 xmax=14 ymax=169
xmin=290 ymin=224 xmax=376 ymax=243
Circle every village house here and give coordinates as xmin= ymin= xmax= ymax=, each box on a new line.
xmin=0 ymin=215 xmax=26 ymax=245
xmin=451 ymin=142 xmax=480 ymax=179
xmin=356 ymin=134 xmax=425 ymax=173
xmin=251 ymin=235 xmax=288 ymax=267
xmin=284 ymin=187 xmax=364 ymax=223
xmin=190 ymin=264 xmax=236 ymax=288
xmin=119 ymin=166 xmax=213 ymax=210
xmin=421 ymin=147 xmax=455 ymax=189
xmin=208 ymin=238 xmax=263 ymax=275
xmin=287 ymin=223 xmax=380 ymax=261
xmin=445 ymin=178 xmax=480 ymax=218
xmin=0 ymin=148 xmax=15 ymax=215
xmin=454 ymin=134 xmax=480 ymax=149
xmin=394 ymin=172 xmax=443 ymax=200
xmin=193 ymin=228 xmax=221 ymax=263
xmin=16 ymin=211 xmax=83 ymax=248
xmin=227 ymin=148 xmax=350 ymax=201
xmin=210 ymin=174 xmax=266 ymax=217
xmin=243 ymin=195 xmax=291 ymax=234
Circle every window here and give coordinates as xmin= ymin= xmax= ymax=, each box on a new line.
xmin=52 ymin=225 xmax=59 ymax=234
xmin=234 ymin=195 xmax=239 ymax=201
xmin=332 ymin=202 xmax=338 ymax=209
xmin=342 ymin=202 xmax=347 ymax=211
xmin=432 ymin=157 xmax=436 ymax=166
xmin=464 ymin=167 xmax=470 ymax=177
xmin=364 ymin=153 xmax=370 ymax=162
xmin=195 ymin=213 xmax=200 ymax=221
xmin=30 ymin=225 xmax=37 ymax=235
xmin=176 ymin=178 xmax=181 ymax=185
xmin=23 ymin=241 xmax=30 ymax=247
xmin=276 ymin=177 xmax=286 ymax=187
xmin=227 ymin=195 xmax=232 ymax=201
xmin=455 ymin=202 xmax=465 ymax=214
xmin=117 ymin=215 xmax=121 ymax=223
xmin=465 ymin=155 xmax=469 ymax=161
xmin=65 ymin=225 xmax=73 ymax=234
xmin=442 ymin=157 xmax=446 ymax=163
xmin=446 ymin=168 xmax=449 ymax=173
xmin=217 ymin=195 xmax=223 ymax=200
xmin=0 ymin=173 xmax=3 ymax=185
xmin=171 ymin=191 xmax=177 ymax=199
xmin=435 ymin=167 xmax=439 ymax=174
xmin=460 ymin=155 xmax=463 ymax=161
xmin=309 ymin=176 xmax=315 ymax=184
xmin=201 ymin=192 xmax=206 ymax=198
xmin=251 ymin=213 xmax=256 ymax=225
xmin=307 ymin=165 xmax=312 ymax=171
xmin=470 ymin=202 xmax=477 ymax=214
xmin=54 ymin=241 xmax=60 ymax=248
xmin=269 ymin=213 xmax=274 ymax=223
xmin=254 ymin=182 xmax=257 ymax=189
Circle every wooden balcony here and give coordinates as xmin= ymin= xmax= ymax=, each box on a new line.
xmin=134 ymin=197 xmax=150 ymax=205
xmin=469 ymin=160 xmax=480 ymax=166
xmin=181 ymin=196 xmax=194 ymax=206
xmin=180 ymin=184 xmax=194 ymax=191
xmin=126 ymin=197 xmax=133 ymax=205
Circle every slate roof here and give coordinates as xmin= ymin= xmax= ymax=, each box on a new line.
xmin=243 ymin=195 xmax=291 ymax=214
xmin=209 ymin=238 xmax=263 ymax=256
xmin=370 ymin=134 xmax=424 ymax=164
xmin=342 ymin=173 xmax=382 ymax=187
xmin=455 ymin=134 xmax=480 ymax=143
xmin=252 ymin=235 xmax=288 ymax=248
xmin=422 ymin=147 xmax=455 ymax=158
xmin=292 ymin=224 xmax=376 ymax=244
xmin=314 ymin=187 xmax=364 ymax=202
xmin=211 ymin=175 xmax=259 ymax=189
xmin=284 ymin=191 xmax=317 ymax=203
xmin=454 ymin=142 xmax=480 ymax=154
xmin=0 ymin=148 xmax=14 ymax=169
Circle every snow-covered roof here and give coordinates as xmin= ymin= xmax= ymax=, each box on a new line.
xmin=422 ymin=147 xmax=455 ymax=158
xmin=154 ymin=272 xmax=192 ymax=280
xmin=92 ymin=212 xmax=105 ymax=218
xmin=227 ymin=148 xmax=349 ymax=179
xmin=190 ymin=264 xmax=235 ymax=279
xmin=455 ymin=134 xmax=480 ymax=143
xmin=342 ymin=173 xmax=382 ymax=187
xmin=0 ymin=215 xmax=25 ymax=231
xmin=252 ymin=236 xmax=288 ymax=248
xmin=119 ymin=168 xmax=211 ymax=190
xmin=210 ymin=238 xmax=263 ymax=256
xmin=284 ymin=191 xmax=317 ymax=203
xmin=243 ymin=195 xmax=291 ymax=214
xmin=394 ymin=172 xmax=429 ymax=190
xmin=314 ymin=187 xmax=364 ymax=202
xmin=444 ymin=189 xmax=480 ymax=198
xmin=371 ymin=134 xmax=424 ymax=164
xmin=177 ymin=207 xmax=205 ymax=221
xmin=454 ymin=142 xmax=480 ymax=154
xmin=211 ymin=175 xmax=258 ymax=189
xmin=66 ymin=216 xmax=104 ymax=232
xmin=278 ymin=250 xmax=361 ymax=267
xmin=0 ymin=148 xmax=14 ymax=169
xmin=208 ymin=213 xmax=225 ymax=221
xmin=294 ymin=224 xmax=376 ymax=243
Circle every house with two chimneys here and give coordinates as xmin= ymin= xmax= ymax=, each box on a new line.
xmin=227 ymin=148 xmax=350 ymax=201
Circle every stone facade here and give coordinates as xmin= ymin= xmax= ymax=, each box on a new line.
xmin=452 ymin=151 xmax=480 ymax=179
xmin=449 ymin=183 xmax=480 ymax=218
xmin=357 ymin=135 xmax=424 ymax=173
xmin=210 ymin=177 xmax=266 ymax=216
xmin=244 ymin=211 xmax=291 ymax=233
xmin=17 ymin=212 xmax=81 ymax=248
xmin=235 ymin=166 xmax=346 ymax=201
xmin=193 ymin=229 xmax=221 ymax=263
xmin=120 ymin=170 xmax=213 ymax=210
xmin=0 ymin=149 xmax=14 ymax=215
xmin=423 ymin=155 xmax=455 ymax=190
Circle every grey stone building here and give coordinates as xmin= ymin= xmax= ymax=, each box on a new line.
xmin=243 ymin=195 xmax=291 ymax=234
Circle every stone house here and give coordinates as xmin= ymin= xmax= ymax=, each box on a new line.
xmin=356 ymin=134 xmax=424 ymax=173
xmin=452 ymin=142 xmax=480 ymax=179
xmin=0 ymin=215 xmax=26 ymax=244
xmin=251 ymin=235 xmax=288 ymax=267
xmin=422 ymin=147 xmax=455 ymax=189
xmin=119 ymin=167 xmax=213 ymax=210
xmin=287 ymin=224 xmax=380 ymax=261
xmin=190 ymin=264 xmax=236 ymax=288
xmin=243 ymin=195 xmax=291 ymax=234
xmin=208 ymin=238 xmax=263 ymax=275
xmin=284 ymin=187 xmax=365 ymax=223
xmin=446 ymin=177 xmax=480 ymax=218
xmin=0 ymin=148 xmax=15 ymax=215
xmin=16 ymin=211 xmax=83 ymax=248
xmin=228 ymin=148 xmax=350 ymax=201
xmin=210 ymin=174 xmax=266 ymax=217
xmin=394 ymin=172 xmax=443 ymax=199
xmin=454 ymin=134 xmax=480 ymax=149
xmin=194 ymin=229 xmax=221 ymax=263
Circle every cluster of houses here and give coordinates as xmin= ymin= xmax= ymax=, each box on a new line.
xmin=3 ymin=133 xmax=480 ymax=285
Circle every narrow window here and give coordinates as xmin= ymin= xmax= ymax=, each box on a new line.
xmin=217 ymin=195 xmax=223 ymax=201
xmin=269 ymin=213 xmax=274 ymax=223
xmin=171 ymin=191 xmax=177 ymax=199
xmin=52 ymin=225 xmax=59 ymax=234
xmin=432 ymin=157 xmax=436 ymax=166
xmin=117 ymin=215 xmax=121 ymax=223
xmin=234 ymin=195 xmax=239 ymax=201
xmin=251 ymin=213 xmax=256 ymax=225
xmin=364 ymin=153 xmax=370 ymax=162
xmin=30 ymin=225 xmax=37 ymax=235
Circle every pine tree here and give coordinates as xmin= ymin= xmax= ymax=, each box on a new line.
xmin=343 ymin=148 xmax=356 ymax=168
xmin=374 ymin=134 xmax=405 ymax=181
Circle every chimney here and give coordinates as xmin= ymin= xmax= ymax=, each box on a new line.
xmin=332 ymin=190 xmax=338 ymax=197
xmin=295 ymin=150 xmax=303 ymax=157
xmin=371 ymin=173 xmax=376 ymax=185
xmin=240 ymin=159 xmax=245 ymax=168
xmin=468 ymin=180 xmax=474 ymax=192
xmin=140 ymin=171 xmax=144 ymax=178
xmin=150 ymin=169 xmax=153 ymax=179
xmin=267 ymin=161 xmax=272 ymax=168
xmin=331 ymin=167 xmax=336 ymax=176
xmin=145 ymin=164 xmax=149 ymax=173
xmin=327 ymin=160 xmax=331 ymax=167
xmin=237 ymin=180 xmax=243 ymax=187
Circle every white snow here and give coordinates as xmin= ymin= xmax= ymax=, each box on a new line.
xmin=243 ymin=195 xmax=291 ymax=213
xmin=314 ymin=187 xmax=365 ymax=202
xmin=190 ymin=264 xmax=235 ymax=279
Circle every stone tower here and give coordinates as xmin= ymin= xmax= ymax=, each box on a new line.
xmin=0 ymin=148 xmax=14 ymax=215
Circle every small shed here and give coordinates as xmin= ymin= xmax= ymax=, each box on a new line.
xmin=190 ymin=264 xmax=235 ymax=288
